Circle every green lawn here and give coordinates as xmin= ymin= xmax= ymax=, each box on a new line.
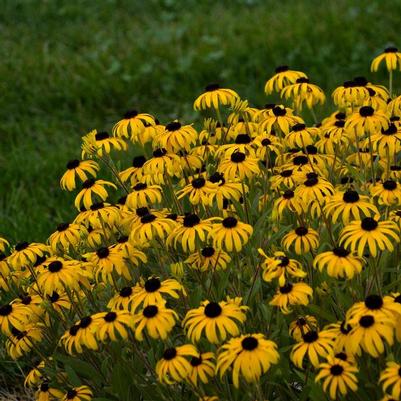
xmin=0 ymin=0 xmax=399 ymax=243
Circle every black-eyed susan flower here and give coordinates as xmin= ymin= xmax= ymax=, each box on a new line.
xmin=258 ymin=249 xmax=306 ymax=286
xmin=156 ymin=344 xmax=198 ymax=384
xmin=345 ymin=106 xmax=389 ymax=138
xmin=6 ymin=324 xmax=43 ymax=359
xmin=24 ymin=361 xmax=45 ymax=388
xmin=74 ymin=179 xmax=117 ymax=211
xmin=285 ymin=123 xmax=320 ymax=148
xmin=129 ymin=277 xmax=185 ymax=312
xmin=264 ymin=66 xmax=307 ymax=95
xmin=270 ymin=169 xmax=299 ymax=190
xmin=208 ymin=172 xmax=244 ymax=210
xmin=281 ymin=77 xmax=325 ymax=110
xmin=107 ymin=286 xmax=135 ymax=311
xmin=37 ymin=258 xmax=83 ymax=295
xmin=313 ymin=247 xmax=364 ymax=279
xmin=272 ymin=189 xmax=305 ymax=219
xmin=289 ymin=315 xmax=318 ymax=342
xmin=47 ymin=291 xmax=71 ymax=313
xmin=194 ymin=83 xmax=239 ymax=110
xmin=371 ymin=47 xmax=401 ymax=72
xmin=133 ymin=302 xmax=178 ymax=341
xmin=187 ymin=352 xmax=215 ymax=386
xmin=346 ymin=294 xmax=401 ymax=323
xmin=8 ymin=242 xmax=48 ymax=270
xmin=346 ymin=314 xmax=394 ymax=357
xmin=157 ymin=121 xmax=198 ymax=153
xmin=35 ymin=382 xmax=63 ymax=401
xmin=75 ymin=201 xmax=120 ymax=228
xmin=13 ymin=293 xmax=43 ymax=321
xmin=143 ymin=148 xmax=181 ymax=183
xmin=290 ymin=330 xmax=333 ymax=368
xmin=282 ymin=226 xmax=319 ymax=255
xmin=119 ymin=155 xmax=148 ymax=185
xmin=209 ymin=217 xmax=253 ymax=252
xmin=0 ymin=237 xmax=9 ymax=253
xmin=217 ymin=151 xmax=260 ymax=181
xmin=112 ymin=110 xmax=155 ymax=140
xmin=0 ymin=303 xmax=30 ymax=336
xmin=91 ymin=310 xmax=134 ymax=342
xmin=183 ymin=298 xmax=248 ymax=344
xmin=315 ymin=355 xmax=358 ymax=400
xmin=60 ymin=159 xmax=99 ymax=191
xmin=270 ymin=282 xmax=313 ymax=314
xmin=371 ymin=180 xmax=401 ymax=206
xmin=216 ymin=133 xmax=257 ymax=159
xmin=185 ymin=246 xmax=231 ymax=272
xmin=126 ymin=183 xmax=162 ymax=209
xmin=339 ymin=217 xmax=400 ymax=257
xmin=295 ymin=172 xmax=334 ymax=204
xmin=324 ymin=190 xmax=379 ymax=224
xmin=167 ymin=214 xmax=214 ymax=252
xmin=253 ymin=132 xmax=283 ymax=160
xmin=259 ymin=105 xmax=303 ymax=135
xmin=216 ymin=333 xmax=279 ymax=388
xmin=82 ymin=130 xmax=127 ymax=157
xmin=61 ymin=385 xmax=93 ymax=401
xmin=332 ymin=80 xmax=370 ymax=108
xmin=176 ymin=176 xmax=218 ymax=206
xmin=48 ymin=222 xmax=87 ymax=253
xmin=379 ymin=361 xmax=401 ymax=400
xmin=130 ymin=213 xmax=176 ymax=243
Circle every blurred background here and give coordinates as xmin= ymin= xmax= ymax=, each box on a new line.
xmin=0 ymin=0 xmax=399 ymax=242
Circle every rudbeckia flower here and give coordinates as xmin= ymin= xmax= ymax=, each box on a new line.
xmin=156 ymin=344 xmax=198 ymax=384
xmin=269 ymin=282 xmax=313 ymax=314
xmin=61 ymin=386 xmax=93 ymax=401
xmin=379 ymin=361 xmax=401 ymax=400
xmin=8 ymin=242 xmax=49 ymax=270
xmin=295 ymin=172 xmax=334 ymax=204
xmin=371 ymin=180 xmax=401 ymax=205
xmin=315 ymin=355 xmax=358 ymax=400
xmin=345 ymin=314 xmax=394 ymax=357
xmin=74 ymin=178 xmax=117 ymax=211
xmin=282 ymin=226 xmax=319 ymax=255
xmin=187 ymin=352 xmax=215 ymax=386
xmin=272 ymin=189 xmax=305 ymax=219
xmin=167 ymin=214 xmax=215 ymax=252
xmin=313 ymin=246 xmax=364 ymax=279
xmin=339 ymin=217 xmax=400 ymax=257
xmin=194 ymin=83 xmax=239 ymax=110
xmin=371 ymin=47 xmax=401 ymax=72
xmin=285 ymin=123 xmax=320 ymax=148
xmin=185 ymin=246 xmax=231 ymax=272
xmin=133 ymin=302 xmax=178 ymax=340
xmin=126 ymin=183 xmax=162 ymax=209
xmin=253 ymin=132 xmax=283 ymax=160
xmin=81 ymin=130 xmax=128 ymax=157
xmin=258 ymin=249 xmax=306 ymax=286
xmin=35 ymin=382 xmax=63 ymax=401
xmin=0 ymin=303 xmax=30 ymax=336
xmin=209 ymin=217 xmax=253 ymax=252
xmin=93 ymin=311 xmax=135 ymax=341
xmin=48 ymin=222 xmax=87 ymax=253
xmin=218 ymin=151 xmax=260 ymax=181
xmin=129 ymin=213 xmax=176 ymax=243
xmin=60 ymin=159 xmax=99 ymax=191
xmin=156 ymin=121 xmax=198 ymax=153
xmin=112 ymin=109 xmax=155 ymax=140
xmin=324 ymin=190 xmax=379 ymax=224
xmin=290 ymin=330 xmax=333 ymax=368
xmin=74 ymin=201 xmax=120 ymax=228
xmin=176 ymin=176 xmax=218 ymax=206
xmin=24 ymin=361 xmax=45 ymax=388
xmin=118 ymin=155 xmax=148 ymax=185
xmin=332 ymin=80 xmax=370 ymax=108
xmin=345 ymin=106 xmax=389 ymax=138
xmin=281 ymin=77 xmax=325 ymax=110
xmin=208 ymin=172 xmax=244 ymax=210
xmin=289 ymin=315 xmax=318 ymax=342
xmin=128 ymin=277 xmax=185 ymax=312
xmin=6 ymin=324 xmax=44 ymax=359
xmin=216 ymin=333 xmax=279 ymax=388
xmin=183 ymin=298 xmax=248 ymax=344
xmin=143 ymin=148 xmax=182 ymax=184
xmin=264 ymin=65 xmax=307 ymax=95
xmin=259 ymin=105 xmax=303 ymax=135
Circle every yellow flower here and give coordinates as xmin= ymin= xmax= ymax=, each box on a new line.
xmin=194 ymin=83 xmax=239 ymax=110
xmin=371 ymin=47 xmax=401 ymax=72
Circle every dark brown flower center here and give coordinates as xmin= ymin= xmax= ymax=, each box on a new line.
xmin=241 ymin=336 xmax=259 ymax=350
xmin=230 ymin=152 xmax=246 ymax=163
xmin=143 ymin=305 xmax=158 ymax=318
xmin=364 ymin=294 xmax=383 ymax=310
xmin=342 ymin=190 xmax=359 ymax=203
xmin=163 ymin=347 xmax=177 ymax=360
xmin=359 ymin=106 xmax=374 ymax=117
xmin=97 ymin=247 xmax=110 ymax=258
xmin=330 ymin=365 xmax=344 ymax=376
xmin=166 ymin=121 xmax=181 ymax=131
xmin=204 ymin=302 xmax=222 ymax=318
xmin=222 ymin=217 xmax=238 ymax=228
xmin=361 ymin=217 xmax=378 ymax=231
xmin=359 ymin=315 xmax=374 ymax=328
xmin=66 ymin=159 xmax=80 ymax=169
xmin=48 ymin=261 xmax=63 ymax=273
xmin=183 ymin=214 xmax=200 ymax=227
xmin=201 ymin=247 xmax=215 ymax=257
xmin=95 ymin=131 xmax=109 ymax=140
xmin=144 ymin=277 xmax=161 ymax=292
xmin=302 ymin=330 xmax=318 ymax=343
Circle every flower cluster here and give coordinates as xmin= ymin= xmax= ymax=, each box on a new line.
xmin=1 ymin=47 xmax=401 ymax=401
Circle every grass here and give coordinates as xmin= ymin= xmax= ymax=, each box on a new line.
xmin=0 ymin=0 xmax=400 ymax=243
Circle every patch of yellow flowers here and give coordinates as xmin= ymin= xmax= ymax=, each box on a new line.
xmin=2 ymin=47 xmax=401 ymax=401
